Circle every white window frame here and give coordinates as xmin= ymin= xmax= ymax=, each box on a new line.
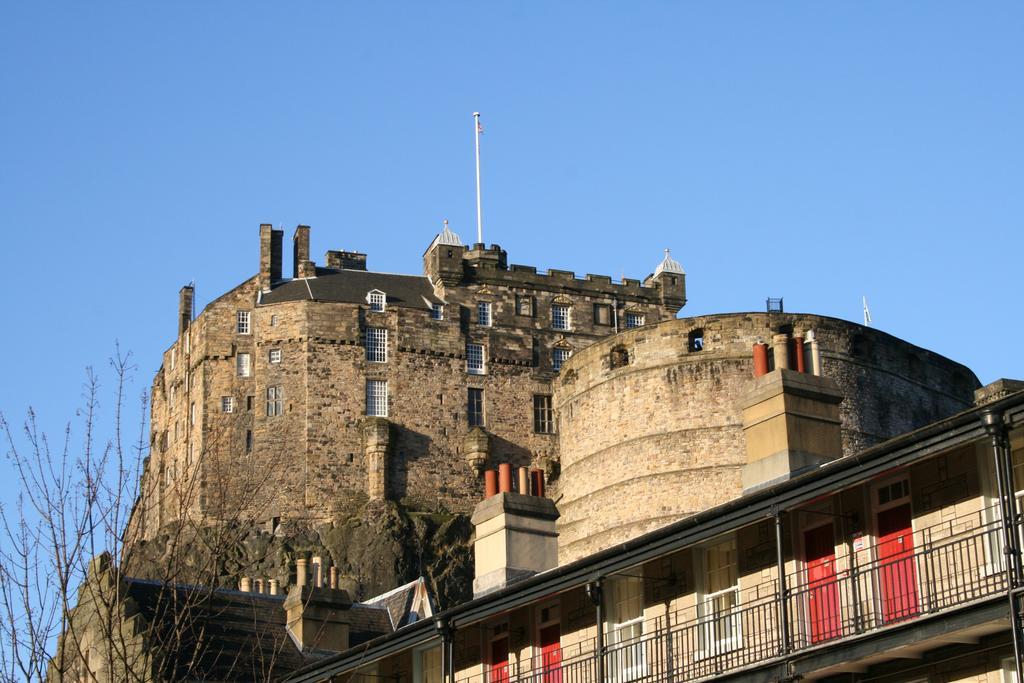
xmin=696 ymin=537 xmax=742 ymax=659
xmin=266 ymin=386 xmax=284 ymax=417
xmin=237 ymin=353 xmax=251 ymax=377
xmin=431 ymin=303 xmax=444 ymax=320
xmin=625 ymin=312 xmax=645 ymax=329
xmin=467 ymin=344 xmax=486 ymax=375
xmin=606 ymin=576 xmax=646 ymax=683
xmin=366 ymin=327 xmax=388 ymax=363
xmin=269 ymin=348 xmax=282 ymax=364
xmin=552 ymin=304 xmax=571 ymax=331
xmin=1002 ymin=656 xmax=1019 ymax=683
xmin=413 ymin=644 xmax=443 ymax=683
xmin=366 ymin=380 xmax=388 ymax=417
xmin=477 ymin=302 xmax=492 ymax=327
xmin=270 ymin=314 xmax=278 ymax=326
xmin=552 ymin=348 xmax=571 ymax=372
xmin=222 ymin=396 xmax=234 ymax=413
xmin=237 ymin=310 xmax=251 ymax=334
xmin=367 ymin=290 xmax=386 ymax=312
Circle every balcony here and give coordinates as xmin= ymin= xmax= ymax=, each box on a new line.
xmin=455 ymin=508 xmax=1014 ymax=683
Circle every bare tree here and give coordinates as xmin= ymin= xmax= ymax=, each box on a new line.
xmin=0 ymin=349 xmax=295 ymax=682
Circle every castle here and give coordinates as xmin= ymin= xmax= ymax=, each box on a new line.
xmin=67 ymin=221 xmax=1024 ymax=683
xmin=133 ymin=223 xmax=976 ymax=565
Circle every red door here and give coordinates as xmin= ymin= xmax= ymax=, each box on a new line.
xmin=877 ymin=504 xmax=919 ymax=622
xmin=490 ymin=636 xmax=509 ymax=683
xmin=539 ymin=623 xmax=562 ymax=683
xmin=804 ymin=524 xmax=841 ymax=643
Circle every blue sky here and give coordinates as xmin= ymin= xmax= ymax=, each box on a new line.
xmin=1 ymin=2 xmax=1022 ymax=484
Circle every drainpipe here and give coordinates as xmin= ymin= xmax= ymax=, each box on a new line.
xmin=773 ymin=506 xmax=792 ymax=655
xmin=587 ymin=579 xmax=605 ymax=683
xmin=981 ymin=409 xmax=1023 ymax=681
xmin=435 ymin=617 xmax=454 ymax=683
xmin=612 ymin=298 xmax=619 ymax=334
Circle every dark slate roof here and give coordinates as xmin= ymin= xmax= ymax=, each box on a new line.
xmin=362 ymin=578 xmax=432 ymax=630
xmin=261 ymin=269 xmax=441 ymax=309
xmin=126 ymin=579 xmax=310 ymax=682
xmin=125 ymin=580 xmax=395 ymax=681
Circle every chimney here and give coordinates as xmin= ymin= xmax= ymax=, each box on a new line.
xmin=325 ymin=250 xmax=368 ymax=271
xmin=740 ymin=368 xmax=844 ymax=493
xmin=259 ymin=224 xmax=284 ymax=292
xmin=284 ymin=584 xmax=354 ymax=653
xmin=293 ymin=225 xmax=315 ymax=279
xmin=178 ymin=285 xmax=194 ymax=336
xmin=471 ymin=491 xmax=559 ymax=598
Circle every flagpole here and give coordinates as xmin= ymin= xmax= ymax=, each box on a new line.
xmin=473 ymin=112 xmax=483 ymax=245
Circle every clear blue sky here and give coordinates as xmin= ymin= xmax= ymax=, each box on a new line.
xmin=1 ymin=3 xmax=1022 ymax=485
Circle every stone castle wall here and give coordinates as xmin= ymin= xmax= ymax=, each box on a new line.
xmin=135 ymin=226 xmax=682 ymax=541
xmin=552 ymin=313 xmax=979 ymax=563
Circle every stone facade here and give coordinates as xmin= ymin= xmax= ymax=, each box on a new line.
xmin=132 ymin=224 xmax=684 ymax=541
xmin=552 ymin=313 xmax=979 ymax=562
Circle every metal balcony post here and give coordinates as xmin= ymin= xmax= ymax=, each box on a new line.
xmin=981 ymin=409 xmax=1023 ymax=683
xmin=774 ymin=507 xmax=792 ymax=655
xmin=587 ymin=579 xmax=605 ymax=683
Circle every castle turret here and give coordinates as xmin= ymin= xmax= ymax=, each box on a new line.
xmin=644 ymin=249 xmax=686 ymax=314
xmin=423 ymin=222 xmax=466 ymax=286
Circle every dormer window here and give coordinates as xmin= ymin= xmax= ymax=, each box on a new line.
xmin=367 ymin=290 xmax=386 ymax=312
xmin=431 ymin=303 xmax=444 ymax=321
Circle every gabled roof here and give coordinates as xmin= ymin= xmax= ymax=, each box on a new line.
xmin=362 ymin=577 xmax=434 ymax=630
xmin=261 ymin=270 xmax=442 ymax=309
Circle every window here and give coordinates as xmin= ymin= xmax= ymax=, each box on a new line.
xmin=366 ymin=327 xmax=388 ymax=363
xmin=477 ymin=302 xmax=492 ymax=327
xmin=170 ymin=385 xmax=176 ymax=403
xmin=269 ymin=348 xmax=282 ymax=364
xmin=552 ymin=348 xmax=571 ymax=372
xmin=467 ymin=388 xmax=484 ymax=427
xmin=533 ymin=395 xmax=554 ymax=434
xmin=266 ymin=386 xmax=284 ymax=416
xmin=245 ymin=430 xmax=253 ymax=453
xmin=237 ymin=310 xmax=251 ymax=334
xmin=516 ymin=295 xmax=534 ymax=317
xmin=607 ymin=576 xmax=645 ymax=682
xmin=431 ymin=303 xmax=444 ymax=320
xmin=366 ymin=380 xmax=388 ymax=417
xmin=698 ymin=537 xmax=741 ymax=657
xmin=416 ymin=647 xmax=442 ymax=683
xmin=186 ymin=442 xmax=195 ymax=466
xmin=270 ymin=314 xmax=278 ymax=326
xmin=170 ymin=348 xmax=176 ymax=369
xmin=1002 ymin=657 xmax=1019 ymax=683
xmin=189 ymin=402 xmax=195 ymax=425
xmin=610 ymin=346 xmax=629 ymax=369
xmin=688 ymin=329 xmax=705 ymax=352
xmin=246 ymin=395 xmax=254 ymax=411
xmin=165 ymin=464 xmax=175 ymax=485
xmin=222 ymin=396 xmax=234 ymax=413
xmin=625 ymin=312 xmax=645 ymax=329
xmin=237 ymin=353 xmax=251 ymax=377
xmin=467 ymin=343 xmax=486 ymax=375
xmin=594 ymin=304 xmax=612 ymax=326
xmin=552 ymin=304 xmax=571 ymax=331
xmin=367 ymin=290 xmax=386 ymax=312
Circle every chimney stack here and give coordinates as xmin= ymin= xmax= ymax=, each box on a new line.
xmin=740 ymin=368 xmax=844 ymax=493
xmin=284 ymin=584 xmax=354 ymax=653
xmin=259 ymin=224 xmax=284 ymax=292
xmin=178 ymin=285 xmax=194 ymax=336
xmin=471 ymin=491 xmax=559 ymax=598
xmin=293 ymin=225 xmax=315 ymax=279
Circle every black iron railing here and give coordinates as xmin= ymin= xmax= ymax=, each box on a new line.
xmin=454 ymin=512 xmax=1011 ymax=683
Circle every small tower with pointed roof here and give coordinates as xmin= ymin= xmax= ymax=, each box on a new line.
xmin=644 ymin=248 xmax=687 ymax=315
xmin=423 ymin=220 xmax=467 ymax=287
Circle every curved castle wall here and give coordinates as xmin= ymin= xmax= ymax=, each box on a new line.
xmin=552 ymin=313 xmax=979 ymax=563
